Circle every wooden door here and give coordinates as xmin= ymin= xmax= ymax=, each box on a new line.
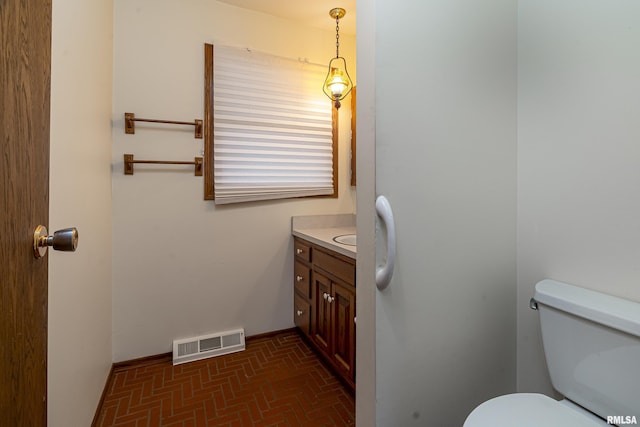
xmin=331 ymin=281 xmax=355 ymax=379
xmin=313 ymin=272 xmax=332 ymax=353
xmin=0 ymin=1 xmax=52 ymax=425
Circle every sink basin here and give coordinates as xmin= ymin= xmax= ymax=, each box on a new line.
xmin=333 ymin=234 xmax=356 ymax=246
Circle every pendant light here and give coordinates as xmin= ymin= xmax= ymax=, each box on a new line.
xmin=323 ymin=8 xmax=353 ymax=109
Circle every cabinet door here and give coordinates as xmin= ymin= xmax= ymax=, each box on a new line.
xmin=294 ymin=293 xmax=311 ymax=336
xmin=331 ymin=282 xmax=356 ymax=379
xmin=313 ymin=272 xmax=332 ymax=353
xmin=294 ymin=261 xmax=312 ymax=299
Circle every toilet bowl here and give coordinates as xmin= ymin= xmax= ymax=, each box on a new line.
xmin=464 ymin=279 xmax=640 ymax=426
xmin=464 ymin=393 xmax=607 ymax=426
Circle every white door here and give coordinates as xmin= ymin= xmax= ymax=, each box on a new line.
xmin=356 ymin=1 xmax=518 ymax=425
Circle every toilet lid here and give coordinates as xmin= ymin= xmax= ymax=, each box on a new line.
xmin=464 ymin=393 xmax=606 ymax=427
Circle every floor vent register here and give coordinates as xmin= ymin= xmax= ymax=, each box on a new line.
xmin=172 ymin=328 xmax=245 ymax=365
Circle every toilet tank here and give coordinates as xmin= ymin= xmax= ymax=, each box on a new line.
xmin=534 ymin=279 xmax=640 ymax=420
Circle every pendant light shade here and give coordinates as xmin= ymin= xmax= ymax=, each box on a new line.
xmin=325 ymin=60 xmax=349 ymax=97
xmin=323 ymin=8 xmax=353 ymax=109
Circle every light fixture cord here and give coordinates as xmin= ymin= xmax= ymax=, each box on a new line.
xmin=335 ymin=16 xmax=340 ymax=58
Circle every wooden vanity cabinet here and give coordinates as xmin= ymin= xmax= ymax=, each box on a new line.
xmin=293 ymin=237 xmax=356 ymax=390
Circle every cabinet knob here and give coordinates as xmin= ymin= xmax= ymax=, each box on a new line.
xmin=296 ymin=310 xmax=303 ymax=316
xmin=323 ymin=293 xmax=335 ymax=303
xmin=296 ymin=275 xmax=304 ymax=282
xmin=296 ymin=248 xmax=303 ymax=255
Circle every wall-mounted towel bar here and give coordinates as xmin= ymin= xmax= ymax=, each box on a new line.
xmin=124 ymin=154 xmax=203 ymax=176
xmin=125 ymin=112 xmax=203 ymax=138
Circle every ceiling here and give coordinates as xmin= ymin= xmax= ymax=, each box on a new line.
xmin=217 ymin=0 xmax=356 ymax=36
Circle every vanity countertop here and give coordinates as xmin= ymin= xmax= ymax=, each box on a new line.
xmin=292 ymin=214 xmax=356 ymax=259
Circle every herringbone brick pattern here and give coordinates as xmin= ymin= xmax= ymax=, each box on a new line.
xmin=95 ymin=330 xmax=355 ymax=426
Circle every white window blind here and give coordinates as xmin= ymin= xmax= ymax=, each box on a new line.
xmin=213 ymin=45 xmax=335 ymax=204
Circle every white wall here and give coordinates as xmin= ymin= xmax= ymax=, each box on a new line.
xmin=112 ymin=0 xmax=356 ymax=361
xmin=517 ymin=0 xmax=640 ymax=394
xmin=49 ymin=0 xmax=113 ymax=425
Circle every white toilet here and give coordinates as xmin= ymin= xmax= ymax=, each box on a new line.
xmin=464 ymin=279 xmax=640 ymax=426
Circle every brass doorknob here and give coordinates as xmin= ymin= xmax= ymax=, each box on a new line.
xmin=33 ymin=225 xmax=79 ymax=259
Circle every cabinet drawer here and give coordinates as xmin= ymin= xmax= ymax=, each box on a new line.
xmin=314 ymin=248 xmax=355 ymax=286
xmin=294 ymin=239 xmax=311 ymax=262
xmin=294 ymin=293 xmax=311 ymax=336
xmin=294 ymin=261 xmax=312 ymax=298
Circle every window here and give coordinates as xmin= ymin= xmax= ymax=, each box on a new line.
xmin=203 ymin=44 xmax=337 ymax=204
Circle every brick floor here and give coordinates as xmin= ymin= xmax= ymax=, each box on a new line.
xmin=94 ymin=330 xmax=355 ymax=426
